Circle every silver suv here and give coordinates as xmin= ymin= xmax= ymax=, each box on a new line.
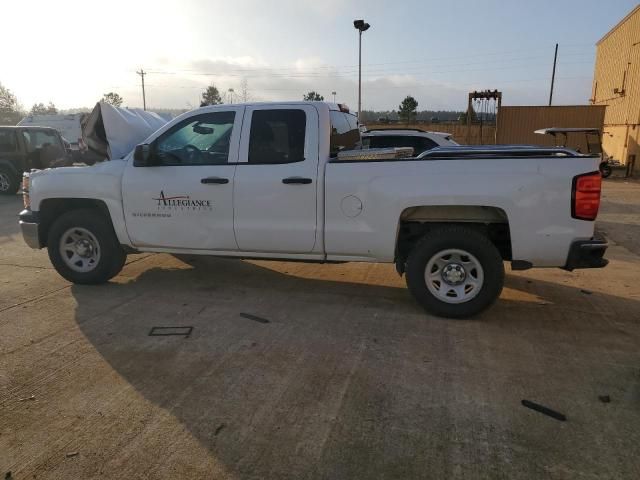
xmin=362 ymin=128 xmax=459 ymax=156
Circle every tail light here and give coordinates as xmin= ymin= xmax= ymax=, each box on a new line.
xmin=572 ymin=171 xmax=601 ymax=220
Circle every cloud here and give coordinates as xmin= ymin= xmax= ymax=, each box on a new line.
xmin=117 ymin=56 xmax=475 ymax=112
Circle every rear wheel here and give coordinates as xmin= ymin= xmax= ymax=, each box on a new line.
xmin=0 ymin=166 xmax=19 ymax=195
xmin=405 ymin=226 xmax=504 ymax=318
xmin=47 ymin=209 xmax=126 ymax=284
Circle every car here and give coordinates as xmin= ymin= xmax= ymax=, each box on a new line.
xmin=0 ymin=126 xmax=69 ymax=194
xmin=18 ymin=102 xmax=607 ymax=318
xmin=361 ymin=128 xmax=458 ymax=156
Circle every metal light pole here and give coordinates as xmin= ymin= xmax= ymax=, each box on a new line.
xmin=332 ymin=91 xmax=337 ymax=103
xmin=353 ymin=19 xmax=370 ymax=119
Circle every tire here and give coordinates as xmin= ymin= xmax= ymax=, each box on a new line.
xmin=47 ymin=209 xmax=127 ymax=284
xmin=0 ymin=166 xmax=19 ymax=195
xmin=600 ymin=163 xmax=612 ymax=178
xmin=405 ymin=226 xmax=505 ymax=319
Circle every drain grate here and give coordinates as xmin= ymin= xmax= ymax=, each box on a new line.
xmin=148 ymin=326 xmax=193 ymax=338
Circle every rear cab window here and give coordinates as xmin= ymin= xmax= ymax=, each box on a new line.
xmin=330 ymin=111 xmax=361 ymax=157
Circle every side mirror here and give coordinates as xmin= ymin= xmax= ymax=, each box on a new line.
xmin=133 ymin=144 xmax=152 ymax=167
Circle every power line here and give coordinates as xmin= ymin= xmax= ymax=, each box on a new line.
xmin=143 ymin=55 xmax=593 ymax=77
xmin=139 ymin=45 xmax=594 ymax=75
xmin=139 ymin=60 xmax=593 ymax=80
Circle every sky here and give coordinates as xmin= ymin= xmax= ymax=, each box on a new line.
xmin=1 ymin=0 xmax=638 ymax=112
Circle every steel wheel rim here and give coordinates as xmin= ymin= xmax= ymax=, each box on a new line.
xmin=59 ymin=227 xmax=101 ymax=273
xmin=0 ymin=172 xmax=10 ymax=192
xmin=425 ymin=248 xmax=484 ymax=304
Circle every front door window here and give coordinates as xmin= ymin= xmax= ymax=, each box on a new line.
xmin=155 ymin=111 xmax=235 ymax=166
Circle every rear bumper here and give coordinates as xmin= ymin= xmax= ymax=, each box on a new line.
xmin=563 ymin=236 xmax=609 ymax=271
xmin=19 ymin=209 xmax=41 ymax=249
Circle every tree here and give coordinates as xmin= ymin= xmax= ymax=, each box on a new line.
xmin=30 ymin=103 xmax=48 ymax=115
xmin=458 ymin=106 xmax=478 ymax=125
xmin=46 ymin=102 xmax=58 ymax=114
xmin=303 ymin=91 xmax=324 ymax=101
xmin=240 ymin=78 xmax=251 ymax=103
xmin=0 ymin=83 xmax=18 ymax=114
xmin=201 ymin=84 xmax=222 ymax=106
xmin=102 ymin=92 xmax=123 ymax=107
xmin=0 ymin=82 xmax=22 ymax=125
xmin=30 ymin=102 xmax=58 ymax=115
xmin=398 ymin=96 xmax=418 ymax=123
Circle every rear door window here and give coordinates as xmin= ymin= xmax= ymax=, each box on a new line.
xmin=22 ymin=130 xmax=62 ymax=152
xmin=0 ymin=130 xmax=17 ymax=152
xmin=248 ymin=109 xmax=306 ymax=164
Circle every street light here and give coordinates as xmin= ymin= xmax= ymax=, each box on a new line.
xmin=228 ymin=88 xmax=235 ymax=104
xmin=353 ymin=19 xmax=370 ymax=119
xmin=332 ymin=91 xmax=337 ymax=103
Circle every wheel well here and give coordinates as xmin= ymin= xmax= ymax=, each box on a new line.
xmin=395 ymin=206 xmax=512 ymax=274
xmin=38 ymin=198 xmax=112 ymax=247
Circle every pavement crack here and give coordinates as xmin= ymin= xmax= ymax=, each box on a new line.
xmin=0 ymin=263 xmax=54 ymax=270
xmin=0 ymin=284 xmax=71 ymax=314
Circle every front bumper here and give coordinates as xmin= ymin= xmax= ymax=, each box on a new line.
xmin=563 ymin=236 xmax=609 ymax=271
xmin=19 ymin=209 xmax=41 ymax=249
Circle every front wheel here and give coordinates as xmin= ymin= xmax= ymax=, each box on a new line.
xmin=47 ymin=209 xmax=127 ymax=284
xmin=405 ymin=226 xmax=505 ymax=318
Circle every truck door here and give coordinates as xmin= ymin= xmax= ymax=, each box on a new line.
xmin=233 ymin=105 xmax=319 ymax=253
xmin=121 ymin=107 xmax=244 ymax=250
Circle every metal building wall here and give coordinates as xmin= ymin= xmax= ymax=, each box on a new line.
xmin=591 ymin=4 xmax=640 ymax=167
xmin=496 ymin=106 xmax=606 ymax=152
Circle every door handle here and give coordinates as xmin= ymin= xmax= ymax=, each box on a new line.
xmin=201 ymin=177 xmax=229 ymax=184
xmin=282 ymin=177 xmax=312 ymax=185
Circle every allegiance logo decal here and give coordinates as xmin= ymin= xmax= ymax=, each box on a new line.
xmin=153 ymin=190 xmax=213 ymax=211
xmin=130 ymin=190 xmax=213 ymax=218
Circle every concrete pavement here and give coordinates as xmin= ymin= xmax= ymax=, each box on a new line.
xmin=1 ymin=181 xmax=639 ymax=479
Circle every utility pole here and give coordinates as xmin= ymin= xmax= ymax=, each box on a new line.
xmin=548 ymin=43 xmax=558 ymax=106
xmin=136 ymin=69 xmax=147 ymax=110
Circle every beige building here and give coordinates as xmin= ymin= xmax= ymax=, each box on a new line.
xmin=591 ymin=4 xmax=640 ymax=170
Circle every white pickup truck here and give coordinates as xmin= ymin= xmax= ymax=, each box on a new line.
xmin=18 ymin=102 xmax=608 ymax=318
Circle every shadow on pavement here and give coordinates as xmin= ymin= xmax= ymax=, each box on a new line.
xmin=69 ymin=256 xmax=640 ymax=479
